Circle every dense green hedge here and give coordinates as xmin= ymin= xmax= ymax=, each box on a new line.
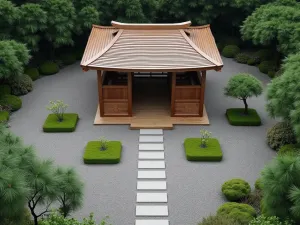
xmin=278 ymin=144 xmax=300 ymax=155
xmin=258 ymin=61 xmax=276 ymax=74
xmin=9 ymin=74 xmax=33 ymax=96
xmin=39 ymin=61 xmax=59 ymax=75
xmin=222 ymin=45 xmax=240 ymax=58
xmin=267 ymin=122 xmax=297 ymax=150
xmin=235 ymin=53 xmax=250 ymax=64
xmin=0 ymin=95 xmax=22 ymax=111
xmin=0 ymin=85 xmax=11 ymax=96
xmin=24 ymin=68 xmax=39 ymax=81
xmin=222 ymin=178 xmax=251 ymax=201
xmin=59 ymin=53 xmax=77 ymax=65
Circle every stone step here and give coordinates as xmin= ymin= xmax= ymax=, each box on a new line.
xmin=135 ymin=220 xmax=169 ymax=225
xmin=138 ymin=161 xmax=165 ymax=169
xmin=138 ymin=170 xmax=166 ymax=179
xmin=139 ymin=136 xmax=164 ymax=143
xmin=140 ymin=129 xmax=163 ymax=135
xmin=139 ymin=152 xmax=165 ymax=160
xmin=137 ymin=181 xmax=167 ymax=190
xmin=139 ymin=144 xmax=164 ymax=151
xmin=136 ymin=205 xmax=168 ymax=216
xmin=136 ymin=192 xmax=168 ymax=203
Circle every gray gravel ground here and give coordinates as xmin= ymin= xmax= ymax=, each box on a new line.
xmin=9 ymin=57 xmax=276 ymax=225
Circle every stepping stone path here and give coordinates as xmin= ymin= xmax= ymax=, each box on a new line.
xmin=135 ymin=129 xmax=169 ymax=225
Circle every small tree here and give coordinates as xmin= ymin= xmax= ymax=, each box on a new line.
xmin=224 ymin=73 xmax=263 ymax=115
xmin=99 ymin=136 xmax=109 ymax=151
xmin=199 ymin=129 xmax=212 ymax=148
xmin=46 ymin=100 xmax=68 ymax=122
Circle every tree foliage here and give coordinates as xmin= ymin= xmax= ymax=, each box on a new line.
xmin=241 ymin=0 xmax=300 ymax=56
xmin=261 ymin=154 xmax=300 ymax=222
xmin=0 ymin=0 xmax=19 ymax=40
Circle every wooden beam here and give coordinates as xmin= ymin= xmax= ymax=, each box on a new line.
xmin=97 ymin=70 xmax=104 ymax=117
xmin=128 ymin=72 xmax=133 ymax=116
xmin=171 ymin=72 xmax=176 ymax=116
xmin=199 ymin=70 xmax=206 ymax=117
xmin=111 ymin=21 xmax=192 ymax=30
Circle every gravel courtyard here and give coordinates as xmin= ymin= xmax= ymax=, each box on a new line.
xmin=9 ymin=57 xmax=276 ymax=225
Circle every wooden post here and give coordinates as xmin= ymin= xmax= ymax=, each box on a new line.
xmin=97 ymin=70 xmax=104 ymax=117
xmin=128 ymin=72 xmax=132 ymax=116
xmin=199 ymin=70 xmax=206 ymax=116
xmin=171 ymin=72 xmax=176 ymax=116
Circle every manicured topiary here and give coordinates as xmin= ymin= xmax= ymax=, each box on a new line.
xmin=83 ymin=140 xmax=122 ymax=164
xmin=0 ymin=85 xmax=11 ymax=96
xmin=255 ymin=178 xmax=262 ymax=190
xmin=258 ymin=61 xmax=276 ymax=74
xmin=0 ymin=111 xmax=9 ymax=122
xmin=247 ymin=56 xmax=260 ymax=65
xmin=222 ymin=45 xmax=240 ymax=58
xmin=0 ymin=95 xmax=22 ymax=111
xmin=43 ymin=113 xmax=79 ymax=132
xmin=24 ymin=67 xmax=39 ymax=81
xmin=222 ymin=179 xmax=251 ymax=201
xmin=59 ymin=53 xmax=77 ymax=65
xmin=198 ymin=214 xmax=241 ymax=225
xmin=266 ymin=122 xmax=297 ymax=150
xmin=39 ymin=61 xmax=59 ymax=75
xmin=268 ymin=71 xmax=276 ymax=78
xmin=217 ymin=202 xmax=256 ymax=225
xmin=235 ymin=53 xmax=250 ymax=64
xmin=254 ymin=49 xmax=274 ymax=61
xmin=278 ymin=144 xmax=300 ymax=156
xmin=9 ymin=74 xmax=33 ymax=96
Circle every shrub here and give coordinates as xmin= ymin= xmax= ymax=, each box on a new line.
xmin=222 ymin=45 xmax=240 ymax=58
xmin=266 ymin=122 xmax=297 ymax=150
xmin=99 ymin=136 xmax=109 ymax=151
xmin=254 ymin=49 xmax=274 ymax=61
xmin=0 ymin=95 xmax=22 ymax=111
xmin=59 ymin=53 xmax=77 ymax=65
xmin=268 ymin=71 xmax=276 ymax=78
xmin=241 ymin=189 xmax=263 ymax=215
xmin=247 ymin=56 xmax=260 ymax=65
xmin=278 ymin=144 xmax=300 ymax=156
xmin=235 ymin=53 xmax=250 ymax=64
xmin=249 ymin=215 xmax=295 ymax=225
xmin=222 ymin=178 xmax=251 ymax=201
xmin=199 ymin=129 xmax=212 ymax=148
xmin=198 ymin=214 xmax=241 ymax=225
xmin=217 ymin=202 xmax=256 ymax=225
xmin=39 ymin=61 xmax=59 ymax=75
xmin=255 ymin=178 xmax=262 ymax=190
xmin=9 ymin=74 xmax=33 ymax=96
xmin=258 ymin=61 xmax=276 ymax=74
xmin=46 ymin=100 xmax=69 ymax=122
xmin=0 ymin=111 xmax=9 ymax=122
xmin=24 ymin=68 xmax=39 ymax=81
xmin=0 ymin=85 xmax=11 ymax=96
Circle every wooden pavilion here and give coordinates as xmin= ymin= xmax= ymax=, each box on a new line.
xmin=80 ymin=21 xmax=223 ymax=128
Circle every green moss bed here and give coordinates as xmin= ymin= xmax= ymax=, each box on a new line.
xmin=184 ymin=138 xmax=223 ymax=161
xmin=43 ymin=113 xmax=79 ymax=132
xmin=226 ymin=108 xmax=261 ymax=126
xmin=83 ymin=141 xmax=122 ymax=164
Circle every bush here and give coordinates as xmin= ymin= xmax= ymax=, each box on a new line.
xmin=268 ymin=71 xmax=276 ymax=78
xmin=258 ymin=61 xmax=276 ymax=74
xmin=249 ymin=215 xmax=295 ymax=225
xmin=0 ymin=95 xmax=22 ymax=111
xmin=241 ymin=189 xmax=263 ymax=215
xmin=247 ymin=56 xmax=260 ymax=65
xmin=0 ymin=85 xmax=11 ymax=96
xmin=222 ymin=45 xmax=240 ymax=58
xmin=59 ymin=53 xmax=77 ymax=65
xmin=9 ymin=74 xmax=33 ymax=96
xmin=217 ymin=202 xmax=256 ymax=225
xmin=0 ymin=111 xmax=9 ymax=122
xmin=43 ymin=113 xmax=79 ymax=132
xmin=235 ymin=53 xmax=250 ymax=64
xmin=222 ymin=178 xmax=251 ymax=201
xmin=198 ymin=214 xmax=241 ymax=225
xmin=267 ymin=122 xmax=297 ymax=150
xmin=24 ymin=68 xmax=39 ymax=81
xmin=226 ymin=108 xmax=261 ymax=126
xmin=254 ymin=49 xmax=274 ymax=61
xmin=278 ymin=144 xmax=300 ymax=156
xmin=39 ymin=61 xmax=59 ymax=75
xmin=255 ymin=178 xmax=262 ymax=190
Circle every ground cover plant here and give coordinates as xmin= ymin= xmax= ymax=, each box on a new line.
xmin=83 ymin=138 xmax=122 ymax=164
xmin=184 ymin=130 xmax=222 ymax=161
xmin=222 ymin=178 xmax=251 ymax=201
xmin=224 ymin=73 xmax=263 ymax=126
xmin=249 ymin=215 xmax=295 ymax=225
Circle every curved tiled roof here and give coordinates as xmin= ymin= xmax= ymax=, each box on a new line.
xmin=81 ymin=21 xmax=223 ymax=72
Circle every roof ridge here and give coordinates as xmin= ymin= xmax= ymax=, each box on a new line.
xmin=179 ymin=29 xmax=222 ymax=66
xmin=111 ymin=21 xmax=192 ymax=30
xmin=81 ymin=29 xmax=123 ymax=66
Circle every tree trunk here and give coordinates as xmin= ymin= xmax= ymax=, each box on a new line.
xmin=242 ymin=98 xmax=248 ymax=115
xmin=34 ymin=216 xmax=38 ymax=225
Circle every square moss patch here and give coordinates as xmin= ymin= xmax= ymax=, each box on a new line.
xmin=83 ymin=141 xmax=122 ymax=164
xmin=226 ymin=108 xmax=261 ymax=126
xmin=184 ymin=138 xmax=222 ymax=161
xmin=43 ymin=113 xmax=79 ymax=132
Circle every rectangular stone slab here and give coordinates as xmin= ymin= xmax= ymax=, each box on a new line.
xmin=135 ymin=220 xmax=169 ymax=225
xmin=138 ymin=161 xmax=165 ymax=169
xmin=139 ymin=152 xmax=165 ymax=159
xmin=136 ymin=193 xmax=168 ymax=203
xmin=140 ymin=129 xmax=163 ymax=135
xmin=139 ymin=136 xmax=164 ymax=143
xmin=137 ymin=181 xmax=167 ymax=190
xmin=136 ymin=205 xmax=168 ymax=216
xmin=139 ymin=144 xmax=164 ymax=151
xmin=138 ymin=170 xmax=166 ymax=179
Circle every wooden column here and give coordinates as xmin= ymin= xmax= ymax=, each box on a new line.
xmin=171 ymin=72 xmax=176 ymax=116
xmin=128 ymin=72 xmax=133 ymax=116
xmin=97 ymin=70 xmax=104 ymax=117
xmin=199 ymin=70 xmax=206 ymax=116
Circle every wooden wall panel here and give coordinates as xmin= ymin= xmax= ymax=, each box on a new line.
xmin=175 ymin=87 xmax=200 ymax=100
xmin=103 ymin=87 xmax=128 ymax=99
xmin=174 ymin=102 xmax=200 ymax=115
xmin=103 ymin=102 xmax=128 ymax=115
